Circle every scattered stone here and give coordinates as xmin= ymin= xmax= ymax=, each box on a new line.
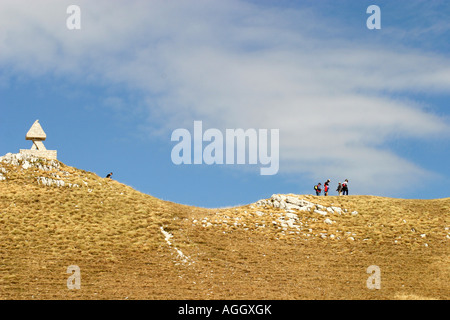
xmin=0 ymin=153 xmax=62 ymax=172
xmin=285 ymin=212 xmax=298 ymax=220
xmin=314 ymin=210 xmax=327 ymax=216
xmin=331 ymin=207 xmax=342 ymax=214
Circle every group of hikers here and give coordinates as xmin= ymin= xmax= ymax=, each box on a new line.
xmin=314 ymin=179 xmax=349 ymax=196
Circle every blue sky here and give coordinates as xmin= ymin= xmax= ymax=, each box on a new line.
xmin=0 ymin=0 xmax=449 ymax=207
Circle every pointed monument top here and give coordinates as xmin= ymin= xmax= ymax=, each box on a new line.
xmin=26 ymin=120 xmax=47 ymax=141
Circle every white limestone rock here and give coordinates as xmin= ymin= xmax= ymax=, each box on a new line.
xmin=314 ymin=210 xmax=327 ymax=216
xmin=285 ymin=212 xmax=299 ymax=220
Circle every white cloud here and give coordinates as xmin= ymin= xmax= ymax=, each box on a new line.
xmin=0 ymin=0 xmax=449 ymax=196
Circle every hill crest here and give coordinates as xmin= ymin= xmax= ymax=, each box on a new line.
xmin=0 ymin=152 xmax=449 ymax=299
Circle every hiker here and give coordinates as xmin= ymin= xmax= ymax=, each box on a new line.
xmin=336 ymin=182 xmax=343 ymax=196
xmin=106 ymin=172 xmax=113 ymax=179
xmin=314 ymin=183 xmax=322 ymax=196
xmin=324 ymin=179 xmax=331 ymax=196
xmin=342 ymin=179 xmax=349 ymax=195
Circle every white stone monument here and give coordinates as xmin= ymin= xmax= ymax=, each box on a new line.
xmin=19 ymin=120 xmax=57 ymax=160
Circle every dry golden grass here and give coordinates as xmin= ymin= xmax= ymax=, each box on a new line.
xmin=0 ymin=158 xmax=448 ymax=300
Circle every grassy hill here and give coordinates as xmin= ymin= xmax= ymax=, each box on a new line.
xmin=0 ymin=153 xmax=448 ymax=300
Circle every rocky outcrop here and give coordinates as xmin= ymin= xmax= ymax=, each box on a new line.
xmin=189 ymin=194 xmax=363 ymax=243
xmin=0 ymin=152 xmax=61 ymax=171
xmin=36 ymin=176 xmax=79 ymax=188
xmin=0 ymin=153 xmax=79 ymax=188
xmin=255 ymin=194 xmax=358 ymax=216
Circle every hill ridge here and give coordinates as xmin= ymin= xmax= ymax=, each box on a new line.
xmin=0 ymin=152 xmax=448 ymax=299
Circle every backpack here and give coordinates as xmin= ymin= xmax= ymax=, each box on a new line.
xmin=314 ymin=185 xmax=318 ymax=191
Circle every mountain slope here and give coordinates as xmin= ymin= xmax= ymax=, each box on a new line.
xmin=0 ymin=153 xmax=448 ymax=300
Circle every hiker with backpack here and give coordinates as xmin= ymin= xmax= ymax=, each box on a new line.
xmin=336 ymin=182 xmax=343 ymax=196
xmin=342 ymin=179 xmax=349 ymax=195
xmin=314 ymin=183 xmax=322 ymax=196
xmin=324 ymin=179 xmax=331 ymax=196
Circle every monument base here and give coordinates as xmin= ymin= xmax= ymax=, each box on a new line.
xmin=20 ymin=149 xmax=57 ymax=160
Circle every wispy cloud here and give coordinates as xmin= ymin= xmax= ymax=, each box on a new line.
xmin=0 ymin=0 xmax=449 ymax=196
